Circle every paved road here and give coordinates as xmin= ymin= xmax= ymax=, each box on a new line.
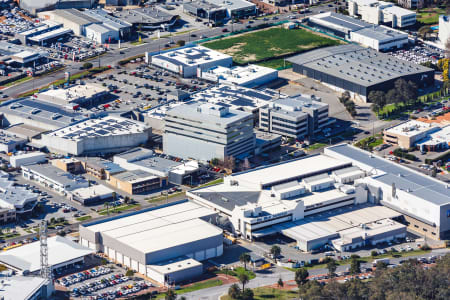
xmin=2 ymin=5 xmax=336 ymax=98
xmin=183 ymin=248 xmax=450 ymax=300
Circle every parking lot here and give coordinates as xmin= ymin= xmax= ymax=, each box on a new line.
xmin=387 ymin=44 xmax=444 ymax=65
xmin=57 ymin=265 xmax=156 ymax=299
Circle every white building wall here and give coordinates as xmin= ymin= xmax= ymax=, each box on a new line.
xmin=439 ymin=15 xmax=450 ymax=45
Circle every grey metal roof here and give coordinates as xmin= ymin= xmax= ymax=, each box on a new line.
xmin=22 ymin=163 xmax=88 ymax=187
xmin=113 ymin=169 xmax=156 ymax=181
xmin=192 ymin=190 xmax=261 ymax=211
xmin=0 ymin=275 xmax=48 ymax=300
xmin=353 ymin=26 xmax=407 ymax=41
xmin=312 ymin=12 xmax=372 ymax=32
xmin=52 ymin=8 xmax=99 ymax=26
xmin=0 ymin=176 xmax=38 ymax=209
xmin=287 ymin=44 xmax=433 ymax=87
xmin=133 ymin=156 xmax=181 ymax=174
xmin=81 ymin=8 xmax=132 ymax=30
xmin=326 ymin=144 xmax=450 ymax=206
xmin=112 ymin=7 xmax=175 ymax=24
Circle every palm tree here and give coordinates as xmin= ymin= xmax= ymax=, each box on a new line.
xmin=228 ymin=283 xmax=241 ymax=299
xmin=277 ymin=277 xmax=284 ymax=288
xmin=239 ymin=252 xmax=251 ymax=270
xmin=270 ymin=245 xmax=281 ymax=262
xmin=239 ymin=273 xmax=249 ymax=291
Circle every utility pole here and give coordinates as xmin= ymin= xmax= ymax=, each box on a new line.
xmin=40 ymin=220 xmax=51 ymax=281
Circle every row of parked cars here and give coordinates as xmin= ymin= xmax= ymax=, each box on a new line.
xmin=57 ymin=267 xmax=111 ymax=287
xmin=89 ymin=281 xmax=153 ymax=300
xmin=70 ymin=274 xmax=130 ymax=296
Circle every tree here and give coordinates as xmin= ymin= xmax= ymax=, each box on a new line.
xmin=349 ymin=257 xmax=361 ymax=275
xmin=177 ymin=40 xmax=185 ymax=47
xmin=241 ymin=288 xmax=254 ymax=300
xmin=327 ymin=259 xmax=338 ymax=278
xmin=295 ymin=267 xmax=309 ymax=296
xmin=386 ymin=89 xmax=402 ymax=106
xmin=239 ymin=252 xmax=251 ymax=270
xmin=125 ymin=269 xmax=134 ymax=277
xmin=228 ymin=283 xmax=241 ymax=299
xmin=83 ymin=62 xmax=93 ymax=70
xmin=339 ymin=91 xmax=351 ymax=104
xmin=418 ymin=25 xmax=432 ymax=39
xmin=277 ymin=277 xmax=284 ymax=288
xmin=165 ymin=289 xmax=176 ymax=300
xmin=368 ymin=90 xmax=386 ymax=113
xmin=371 ymin=250 xmax=378 ymax=257
xmin=270 ymin=245 xmax=281 ymax=261
xmin=239 ymin=273 xmax=249 ymax=291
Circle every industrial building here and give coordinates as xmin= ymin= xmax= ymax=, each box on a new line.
xmin=0 ymin=275 xmax=53 ymax=300
xmin=308 ymin=12 xmax=408 ymax=51
xmin=52 ymin=157 xmax=85 ymax=174
xmin=347 ymin=0 xmax=416 ymax=28
xmin=0 ymin=171 xmax=38 ymax=218
xmin=183 ymin=1 xmax=227 ymax=23
xmin=113 ymin=147 xmax=200 ymax=185
xmin=259 ymin=96 xmax=329 ymax=140
xmin=397 ymin=0 xmax=423 ymax=9
xmin=84 ymin=23 xmax=119 ymax=44
xmin=164 ymin=102 xmax=255 ymax=161
xmin=15 ymin=20 xmax=66 ymax=45
xmin=416 ymin=126 xmax=450 ymax=152
xmin=199 ymin=65 xmax=278 ymax=88
xmin=10 ymin=152 xmax=47 ymax=168
xmin=36 ymin=84 xmax=109 ymax=107
xmin=204 ymin=0 xmax=256 ymax=19
xmin=21 ymin=163 xmax=89 ymax=195
xmin=112 ymin=7 xmax=178 ymax=31
xmin=70 ymin=184 xmax=114 ymax=205
xmin=0 ymin=98 xmax=87 ymax=132
xmin=79 ymin=200 xmax=223 ymax=284
xmin=0 ymin=129 xmax=27 ymax=153
xmin=287 ymin=44 xmax=434 ymax=102
xmin=0 ymin=236 xmax=94 ymax=275
xmin=38 ymin=8 xmax=100 ymax=36
xmin=39 ymin=116 xmax=151 ymax=156
xmin=324 ymin=143 xmax=450 ymax=240
xmin=254 ymin=130 xmax=282 ymax=155
xmin=19 ymin=0 xmax=94 ymax=15
xmin=150 ymin=46 xmax=233 ymax=78
xmin=109 ymin=169 xmax=164 ymax=195
xmin=81 ymin=8 xmax=132 ymax=41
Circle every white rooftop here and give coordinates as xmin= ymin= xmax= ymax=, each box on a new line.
xmin=84 ymin=201 xmax=220 ymax=255
xmin=0 ymin=275 xmax=49 ymax=300
xmin=0 ymin=236 xmax=94 ymax=273
xmin=37 ymin=84 xmax=108 ymax=104
xmin=47 ymin=116 xmax=149 ymax=141
xmin=147 ymin=256 xmax=202 ymax=275
xmin=70 ymin=184 xmax=114 ymax=199
xmin=153 ymin=45 xmax=231 ymax=67
xmin=384 ymin=120 xmax=438 ymax=137
xmin=202 ymin=65 xmax=277 ymax=86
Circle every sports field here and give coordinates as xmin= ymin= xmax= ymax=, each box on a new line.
xmin=203 ymin=27 xmax=340 ymax=65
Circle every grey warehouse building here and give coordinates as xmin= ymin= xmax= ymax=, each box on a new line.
xmin=20 ymin=0 xmax=94 ymax=15
xmin=288 ymin=44 xmax=434 ymax=102
xmin=183 ymin=1 xmax=227 ymax=23
xmin=79 ymin=200 xmax=223 ymax=284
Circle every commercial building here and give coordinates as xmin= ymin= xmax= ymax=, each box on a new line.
xmin=259 ymin=96 xmax=329 ymax=141
xmin=109 ymin=169 xmax=164 ymax=195
xmin=350 ymin=26 xmax=408 ymax=51
xmin=16 ymin=20 xmax=63 ymax=44
xmin=164 ymin=102 xmax=255 ymax=161
xmin=0 ymin=276 xmax=53 ymax=300
xmin=103 ymin=0 xmax=140 ymax=5
xmin=0 ymin=129 xmax=27 ymax=153
xmin=0 ymin=172 xmax=38 ymax=218
xmin=81 ymin=8 xmax=132 ymax=41
xmin=308 ymin=12 xmax=373 ymax=39
xmin=79 ymin=157 xmax=125 ymax=179
xmin=0 ymin=98 xmax=87 ymax=132
xmin=416 ymin=125 xmax=450 ymax=152
xmin=79 ymin=200 xmax=222 ymax=284
xmin=112 ymin=7 xmax=178 ymax=31
xmin=21 ymin=163 xmax=89 ymax=195
xmin=70 ymin=184 xmax=114 ymax=205
xmin=10 ymin=152 xmax=47 ymax=168
xmin=439 ymin=15 xmax=450 ymax=46
xmin=0 ymin=41 xmax=47 ymax=66
xmin=39 ymin=116 xmax=151 ymax=156
xmin=254 ymin=130 xmax=282 ymax=155
xmin=19 ymin=0 xmax=94 ymax=15
xmin=383 ymin=120 xmax=441 ymax=149
xmin=287 ymin=44 xmax=434 ymax=102
xmin=190 ymin=84 xmax=281 ymax=123
xmin=397 ymin=0 xmax=423 ymax=9
xmin=85 ymin=23 xmax=119 ymax=44
xmin=36 ymin=84 xmax=109 ymax=107
xmin=52 ymin=157 xmax=84 ymax=174
xmin=150 ymin=46 xmax=233 ymax=78
xmin=0 ymin=236 xmax=94 ymax=275
xmin=204 ymin=0 xmax=256 ymax=19
xmin=113 ymin=147 xmax=200 ymax=185
xmin=183 ymin=1 xmax=227 ymax=23
xmin=199 ymin=65 xmax=278 ymax=88
xmin=324 ymin=143 xmax=450 ymax=240
xmin=38 ymin=8 xmax=100 ymax=36
xmin=347 ymin=0 xmax=416 ymax=28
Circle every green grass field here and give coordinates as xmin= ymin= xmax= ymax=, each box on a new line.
xmin=417 ymin=8 xmax=445 ymax=25
xmin=203 ymin=27 xmax=340 ymax=64
xmin=98 ymin=204 xmax=140 ymax=215
xmin=257 ymin=58 xmax=292 ymax=70
xmin=76 ymin=215 xmax=92 ymax=222
xmin=156 ymin=279 xmax=223 ymax=299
